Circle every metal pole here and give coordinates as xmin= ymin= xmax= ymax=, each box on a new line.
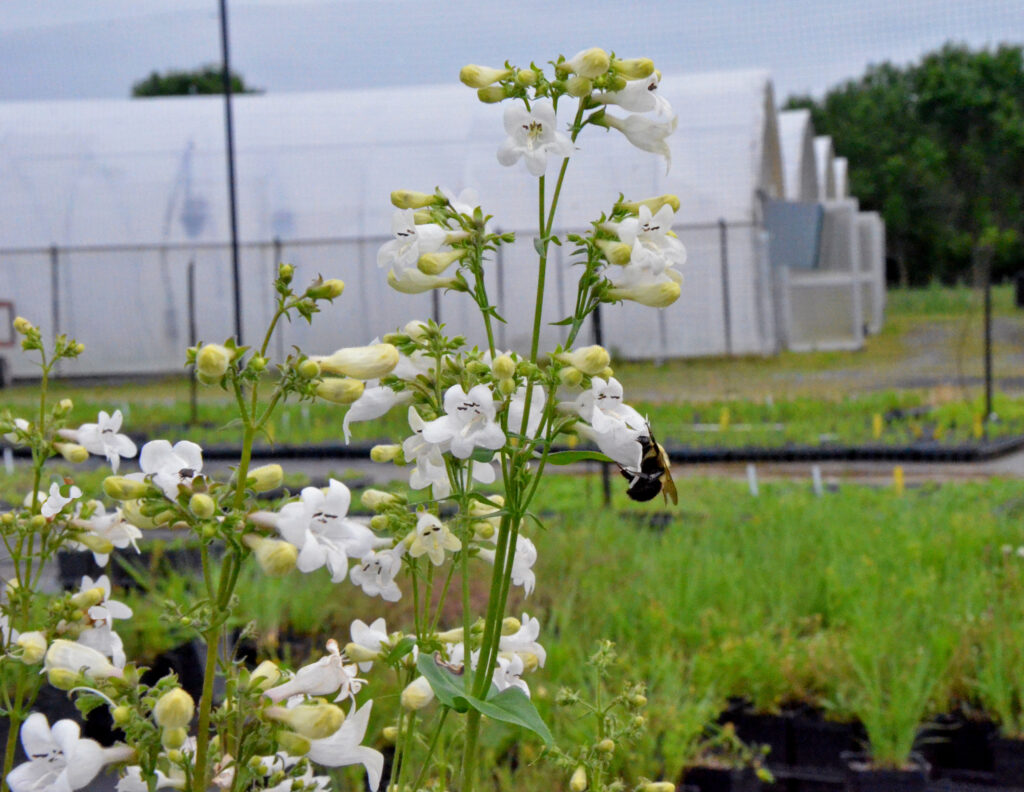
xmin=718 ymin=218 xmax=733 ymax=356
xmin=219 ymin=0 xmax=242 ymax=344
xmin=188 ymin=260 xmax=198 ymax=425
xmin=593 ymin=305 xmax=612 ymax=506
xmin=49 ymin=245 xmax=60 ymax=375
xmin=495 ymin=232 xmax=506 ymax=349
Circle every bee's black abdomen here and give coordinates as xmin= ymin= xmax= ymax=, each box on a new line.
xmin=626 ymin=475 xmax=663 ymax=502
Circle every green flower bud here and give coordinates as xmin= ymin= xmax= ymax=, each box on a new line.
xmin=248 ymin=464 xmax=284 ymax=493
xmin=276 ymin=731 xmax=311 ymax=756
xmin=498 ymin=377 xmax=517 ymax=395
xmin=266 ymin=701 xmax=345 ymax=739
xmin=607 ymin=278 xmax=681 ymax=308
xmin=54 ymin=442 xmax=89 ymax=464
xmin=617 ymin=194 xmax=680 ymax=215
xmin=515 ymin=69 xmax=537 ymax=86
xmin=491 ymin=354 xmax=516 ymax=379
xmin=70 ymin=586 xmax=105 ymax=610
xmin=436 ymin=627 xmax=465 ymax=643
xmin=369 ymin=514 xmax=389 ymax=532
xmin=244 ymin=534 xmax=298 ymax=576
xmin=417 ymin=249 xmax=466 ymax=276
xmin=343 ymin=642 xmax=380 ymax=664
xmin=306 ymin=278 xmax=345 ymax=300
xmin=597 ymin=738 xmax=615 ymax=753
xmin=501 ymin=617 xmax=521 ymax=635
xmin=361 ymin=489 xmax=401 ymax=511
xmin=596 ymin=239 xmax=632 ymax=266
xmin=56 ymin=399 xmax=74 ymax=416
xmin=103 ymin=476 xmax=151 ymax=501
xmin=298 ymin=359 xmax=321 ymax=379
xmin=611 ymin=57 xmax=655 ymax=80
xmin=401 ymin=676 xmax=435 ymax=710
xmin=278 ymin=263 xmax=295 ymax=283
xmin=248 ymin=355 xmax=268 ymax=372
xmin=47 ymin=668 xmax=80 ymax=690
xmin=112 ymin=706 xmax=132 ymax=727
xmin=570 ymin=765 xmax=588 ymax=792
xmin=473 ymin=520 xmax=495 ymax=540
xmin=382 ymin=726 xmax=399 ymax=743
xmin=189 ymin=493 xmax=216 ymax=519
xmin=196 ymin=343 xmax=232 ymax=379
xmin=249 ymin=660 xmax=282 ymax=691
xmin=476 ymin=85 xmax=506 ymax=104
xmin=370 ymin=444 xmax=403 ymax=464
xmin=391 ymin=190 xmax=443 ymax=209
xmin=154 ymin=687 xmax=195 ymax=729
xmin=559 ymin=366 xmax=583 ymax=387
xmin=559 ymin=345 xmax=611 ymax=376
xmin=13 ymin=316 xmax=35 ymax=335
xmin=566 ymin=76 xmax=593 ymax=97
xmin=641 ymin=783 xmax=675 ymax=792
xmin=459 ymin=64 xmax=512 ymax=89
xmin=161 ymin=726 xmax=188 ymax=750
xmin=15 ymin=632 xmax=47 ymax=665
xmin=559 ymin=47 xmax=610 ymax=79
xmin=30 ymin=514 xmax=47 ymax=530
xmin=122 ymin=500 xmax=158 ymax=529
xmin=75 ymin=533 xmax=114 ymax=555
xmin=316 ymin=377 xmax=365 ymax=405
xmin=404 ymin=320 xmax=429 ymax=341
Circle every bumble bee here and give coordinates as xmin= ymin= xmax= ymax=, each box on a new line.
xmin=619 ymin=424 xmax=678 ymax=505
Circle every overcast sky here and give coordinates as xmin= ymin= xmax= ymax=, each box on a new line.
xmin=1 ymin=0 xmax=1022 ymax=103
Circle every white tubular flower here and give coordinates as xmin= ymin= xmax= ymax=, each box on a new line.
xmin=59 ymin=410 xmax=137 ymax=473
xmin=69 ymin=503 xmax=141 ymax=566
xmin=44 ymin=639 xmax=124 ymax=680
xmin=607 ymin=274 xmax=682 ymax=308
xmin=116 ymin=766 xmax=183 ymax=791
xmin=507 ymin=385 xmax=546 ymax=439
xmin=343 ymin=382 xmax=409 ymax=444
xmin=496 ymin=102 xmax=575 ymax=177
xmin=421 ymin=385 xmax=505 ymax=459
xmin=387 ymin=267 xmax=461 ymax=294
xmin=595 ymin=71 xmax=672 ymax=116
xmin=612 ymin=204 xmax=687 ymax=277
xmin=377 ymin=209 xmax=448 ymax=274
xmin=39 ymin=482 xmax=83 ymax=519
xmin=3 ymin=417 xmax=30 ymax=445
xmin=7 ymin=714 xmax=133 ymax=792
xmin=602 ymin=113 xmax=678 ymax=173
xmin=79 ymin=575 xmax=133 ymax=625
xmin=408 ymin=513 xmax=461 ymax=566
xmin=306 ymin=700 xmax=385 ymax=792
xmin=560 ymin=47 xmax=611 ymax=79
xmin=500 ymin=613 xmax=547 ymax=669
xmin=75 ymin=574 xmax=132 ymax=668
xmin=315 ymin=343 xmax=399 ymax=380
xmin=138 ymin=440 xmax=203 ymax=500
xmin=350 ymin=547 xmax=404 ymax=602
xmin=574 ymin=377 xmax=647 ymax=428
xmin=441 ymin=186 xmax=482 ymax=216
xmin=348 ymin=618 xmax=388 ymax=672
xmin=275 ymin=480 xmax=386 ymax=583
xmin=264 ymin=639 xmax=363 ymax=704
xmin=492 ymin=653 xmax=530 ymax=697
xmin=477 ymin=534 xmax=537 ymax=596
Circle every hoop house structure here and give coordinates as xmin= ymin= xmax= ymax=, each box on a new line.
xmin=0 ymin=69 xmax=880 ymax=378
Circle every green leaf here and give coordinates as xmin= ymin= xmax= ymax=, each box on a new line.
xmin=470 ymin=447 xmax=500 ymax=463
xmin=475 ymin=687 xmax=553 ymax=744
xmin=550 ymin=316 xmax=575 ymax=326
xmin=384 ymin=636 xmax=417 ymax=665
xmin=533 ymin=237 xmax=545 ymax=256
xmin=416 ymin=652 xmax=471 ymax=713
xmin=545 ymin=450 xmax=613 ymax=465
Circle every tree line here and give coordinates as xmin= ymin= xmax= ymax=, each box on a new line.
xmin=786 ymin=43 xmax=1024 ymax=286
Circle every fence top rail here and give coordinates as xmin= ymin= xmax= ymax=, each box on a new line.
xmin=0 ymin=219 xmax=758 ymax=258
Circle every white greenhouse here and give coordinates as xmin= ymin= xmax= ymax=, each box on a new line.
xmin=0 ymin=69 xmax=885 ymax=379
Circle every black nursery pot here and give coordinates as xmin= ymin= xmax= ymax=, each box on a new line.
xmin=682 ymin=766 xmax=762 ymax=792
xmin=719 ymin=701 xmax=792 ymax=766
xmin=842 ymin=754 xmax=929 ymax=792
xmin=791 ymin=709 xmax=863 ymax=770
xmin=990 ymin=735 xmax=1024 ymax=787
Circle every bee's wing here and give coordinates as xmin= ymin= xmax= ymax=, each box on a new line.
xmin=658 ymin=443 xmax=679 ymax=505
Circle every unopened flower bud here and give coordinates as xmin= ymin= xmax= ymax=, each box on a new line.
xmin=248 ymin=464 xmax=284 ymax=493
xmin=55 ymin=399 xmax=74 ymax=416
xmin=276 ymin=731 xmax=311 ymax=756
xmin=469 ymin=496 xmax=504 ymax=515
xmin=599 ymin=366 xmax=614 ymax=379
xmin=404 ymin=320 xmax=429 ymax=341
xmin=596 ymin=239 xmax=632 ymax=265
xmin=491 ymin=354 xmax=516 ymax=379
xmin=566 ymin=76 xmax=593 ymax=97
xmin=641 ymin=783 xmax=675 ymax=792
xmin=70 ymin=586 xmax=105 ymax=610
xmin=460 ymin=64 xmax=512 ymax=89
xmin=306 ymin=278 xmax=345 ymax=300
xmin=413 ymin=210 xmax=434 ymax=224
xmin=520 ymin=652 xmax=540 ymax=673
xmin=54 ymin=443 xmax=89 ymax=464
xmin=382 ymin=726 xmax=399 ymax=743
xmin=611 ymin=57 xmax=655 ymax=80
xmin=316 ymin=377 xmax=365 ymax=405
xmin=248 ymin=355 xmax=268 ymax=372
xmin=418 ymin=249 xmax=466 ymax=276
xmin=361 ymin=489 xmax=401 ymax=511
xmin=343 ymin=643 xmax=380 ymax=664
xmin=244 ymin=535 xmax=298 ymax=576
xmin=196 ymin=343 xmax=232 ymax=379
xmin=607 ymin=278 xmax=681 ymax=308
xmin=103 ymin=476 xmax=150 ymax=501
xmin=278 ymin=263 xmax=294 ymax=283
xmin=516 ymin=69 xmax=537 ymax=86
xmin=559 ymin=345 xmax=611 ymax=376
xmin=249 ymin=660 xmax=282 ymax=691
xmin=559 ymin=366 xmax=583 ymax=387
xmin=189 ymin=493 xmax=216 ymax=519
xmin=15 ymin=632 xmax=47 ymax=664
xmin=498 ymin=377 xmax=516 ymax=395
xmin=47 ymin=668 xmax=80 ymax=690
xmin=631 ymin=693 xmax=648 ymax=707
xmin=122 ymin=500 xmax=158 ymax=529
xmin=162 ymin=726 xmax=188 ymax=750
xmin=75 ymin=533 xmax=114 ymax=555
xmin=13 ymin=316 xmax=35 ymax=335
xmin=476 ymin=85 xmax=506 ymax=103
xmin=401 ymin=676 xmax=435 ymax=710
xmin=111 ymin=706 xmax=132 ymax=727
xmin=298 ymin=359 xmax=320 ymax=379
xmin=618 ymin=194 xmax=681 ymax=215
xmin=30 ymin=514 xmax=47 ymax=530
xmin=45 ymin=639 xmax=123 ymax=680
xmin=570 ymin=765 xmax=588 ymax=792
xmin=633 ymin=715 xmax=646 ymax=728
xmin=370 ymin=444 xmax=403 ymax=464
xmin=559 ymin=47 xmax=610 ymax=79
xmin=154 ymin=687 xmax=195 ymax=729
xmin=266 ymin=701 xmax=345 ymax=739
xmin=473 ymin=521 xmax=494 ymax=539
xmin=391 ymin=190 xmax=443 ymax=210
xmin=436 ymin=627 xmax=465 ymax=643
xmin=501 ymin=617 xmax=521 ymax=635
xmin=316 ymin=344 xmax=399 ymax=379
xmin=598 ymin=738 xmax=615 ymax=753
xmin=370 ymin=515 xmax=389 ymax=531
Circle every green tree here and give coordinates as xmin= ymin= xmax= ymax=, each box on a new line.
xmin=786 ymin=44 xmax=1024 ymax=285
xmin=131 ymin=65 xmax=259 ymax=98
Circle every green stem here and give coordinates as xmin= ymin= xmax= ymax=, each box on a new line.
xmin=410 ymin=708 xmax=450 ymax=792
xmin=462 ymin=710 xmax=482 ymax=792
xmin=192 ymin=628 xmax=220 ymax=791
xmin=1 ymin=708 xmax=22 ymax=792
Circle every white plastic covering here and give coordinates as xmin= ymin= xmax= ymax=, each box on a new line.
xmin=776 ymin=109 xmax=819 ymax=202
xmin=813 ymin=136 xmax=836 ymax=202
xmin=0 ymin=70 xmax=788 ymax=377
xmin=833 ymin=156 xmax=849 ymax=199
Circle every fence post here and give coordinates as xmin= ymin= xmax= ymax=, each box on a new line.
xmin=592 ymin=305 xmax=612 ymax=505
xmin=188 ymin=259 xmax=198 ymax=425
xmin=977 ymin=244 xmax=995 ymax=429
xmin=49 ymin=245 xmax=60 ymax=374
xmin=718 ymin=219 xmax=733 ymax=355
xmin=495 ymin=231 xmax=506 ymax=349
